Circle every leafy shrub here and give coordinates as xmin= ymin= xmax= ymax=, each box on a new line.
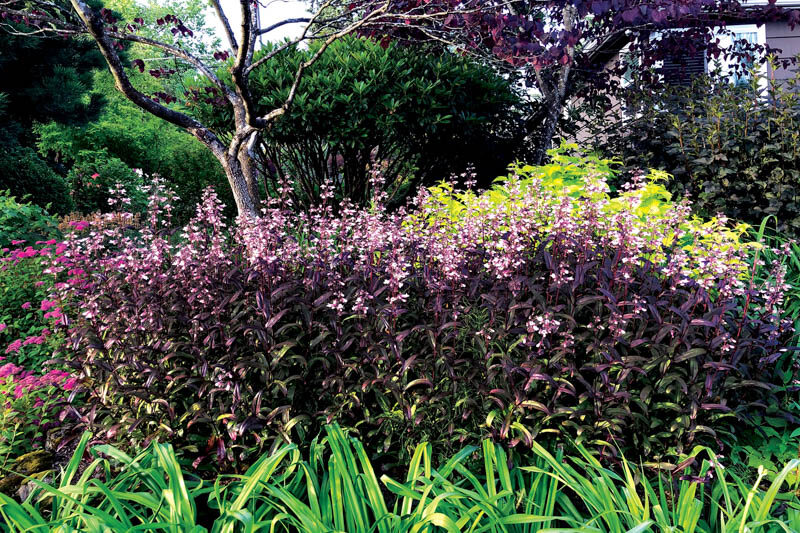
xmin=0 ymin=241 xmax=65 ymax=370
xmin=196 ymin=36 xmax=526 ymax=208
xmin=48 ymin=155 xmax=793 ymax=466
xmin=0 ymin=146 xmax=72 ymax=215
xmin=726 ymin=216 xmax=800 ymax=483
xmin=598 ymin=61 xmax=800 ymax=234
xmin=0 ymin=363 xmax=77 ymax=469
xmin=0 ymin=192 xmax=60 ymax=250
xmin=749 ymin=217 xmax=800 ymax=340
xmin=36 ymin=91 xmax=233 ymax=223
xmin=65 ymin=150 xmax=146 ymax=214
xmin=1 ymin=425 xmax=799 ymax=532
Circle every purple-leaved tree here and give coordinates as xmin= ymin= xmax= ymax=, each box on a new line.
xmin=346 ymin=0 xmax=800 ymax=162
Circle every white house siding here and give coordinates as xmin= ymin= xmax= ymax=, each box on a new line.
xmin=766 ymin=21 xmax=800 ymax=80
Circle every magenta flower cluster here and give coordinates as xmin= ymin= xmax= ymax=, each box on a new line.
xmin=1 ymin=237 xmax=74 ymax=357
xmin=0 ymin=359 xmax=77 ymax=401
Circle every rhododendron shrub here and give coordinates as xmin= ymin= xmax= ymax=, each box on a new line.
xmin=50 ymin=161 xmax=793 ymax=465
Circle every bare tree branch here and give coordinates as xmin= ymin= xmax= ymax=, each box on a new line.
xmin=106 ymin=30 xmax=232 ymax=97
xmin=257 ymin=17 xmax=311 ymax=36
xmin=258 ymin=1 xmax=391 ymax=124
xmin=67 ymin=0 xmax=228 ymax=158
xmin=209 ymin=0 xmax=237 ymax=51
xmin=246 ymin=0 xmax=336 ymax=75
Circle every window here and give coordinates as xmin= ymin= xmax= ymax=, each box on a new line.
xmin=709 ymin=24 xmax=767 ymax=88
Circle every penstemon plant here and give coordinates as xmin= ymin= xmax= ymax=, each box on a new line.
xmin=28 ymin=154 xmax=794 ymax=467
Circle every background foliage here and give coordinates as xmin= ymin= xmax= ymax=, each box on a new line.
xmin=0 ymin=193 xmax=60 ymax=251
xmin=0 ymin=21 xmax=105 ymax=214
xmin=597 ymin=62 xmax=800 ymax=234
xmin=196 ymin=36 xmax=527 ymax=208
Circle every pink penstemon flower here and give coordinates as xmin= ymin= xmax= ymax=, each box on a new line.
xmin=11 ymin=163 xmax=789 ymax=459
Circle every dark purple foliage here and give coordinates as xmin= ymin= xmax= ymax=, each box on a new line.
xmin=46 ymin=169 xmax=793 ymax=465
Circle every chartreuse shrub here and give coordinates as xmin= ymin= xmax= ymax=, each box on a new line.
xmin=418 ymin=144 xmax=753 ymax=265
xmin=47 ymin=153 xmax=793 ymax=468
xmin=1 ymin=425 xmax=799 ymax=532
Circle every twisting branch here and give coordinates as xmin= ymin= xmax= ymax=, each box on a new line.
xmin=105 ymin=30 xmax=232 ymax=97
xmin=246 ymin=0 xmax=336 ymax=75
xmin=66 ymin=0 xmax=228 ymax=157
xmin=209 ymin=0 xmax=237 ymax=51
xmin=258 ymin=1 xmax=392 ymax=125
xmin=258 ymin=17 xmax=312 ymax=36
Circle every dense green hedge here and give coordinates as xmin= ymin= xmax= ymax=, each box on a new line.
xmin=196 ymin=36 xmax=527 ymax=208
xmin=598 ymin=64 xmax=800 ymax=234
xmin=0 ymin=147 xmax=73 ymax=216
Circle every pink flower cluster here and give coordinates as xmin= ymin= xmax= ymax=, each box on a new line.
xmin=69 ymin=220 xmax=89 ymax=231
xmin=2 ymin=241 xmax=68 ymax=267
xmin=37 ymin=163 xmax=792 ymax=358
xmin=0 ymin=361 xmax=77 ymax=401
xmin=2 ymin=297 xmax=61 ymax=354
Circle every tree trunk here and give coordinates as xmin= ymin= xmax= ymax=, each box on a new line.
xmin=220 ymin=154 xmax=259 ymax=217
xmin=239 ymin=133 xmax=261 ymax=205
xmin=532 ymin=93 xmax=564 ymax=165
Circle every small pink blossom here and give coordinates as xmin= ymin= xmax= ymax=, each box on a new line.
xmin=21 ymin=302 xmax=31 ymax=310
xmin=40 ymin=300 xmax=56 ymax=311
xmin=22 ymin=335 xmax=44 ymax=346
xmin=0 ymin=324 xmax=6 ymax=333
xmin=43 ymin=308 xmax=62 ymax=319
xmin=4 ymin=340 xmax=22 ymax=354
xmin=10 ymin=240 xmax=25 ymax=245
xmin=69 ymin=221 xmax=89 ymax=231
xmin=0 ymin=362 xmax=21 ymax=377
